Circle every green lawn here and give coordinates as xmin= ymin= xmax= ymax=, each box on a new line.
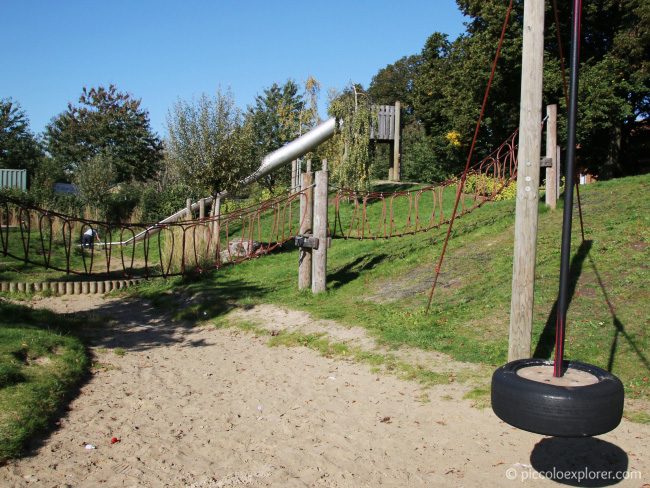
xmin=0 ymin=301 xmax=90 ymax=462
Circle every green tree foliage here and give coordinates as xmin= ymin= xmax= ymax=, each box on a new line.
xmin=166 ymin=89 xmax=256 ymax=199
xmin=247 ymin=80 xmax=309 ymax=191
xmin=0 ymin=99 xmax=43 ymax=180
xmin=72 ymin=152 xmax=117 ymax=217
xmin=369 ymin=0 xmax=648 ymax=181
xmin=45 ymin=85 xmax=163 ymax=183
xmin=368 ymin=55 xmax=420 ymax=123
xmin=328 ymin=85 xmax=376 ymax=189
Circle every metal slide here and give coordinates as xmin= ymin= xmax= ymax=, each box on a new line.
xmin=111 ymin=117 xmax=337 ymax=245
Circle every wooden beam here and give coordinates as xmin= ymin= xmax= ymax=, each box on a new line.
xmin=312 ymin=160 xmax=328 ymax=293
xmin=545 ymin=104 xmax=558 ymax=209
xmin=509 ymin=0 xmax=545 ymax=361
xmin=393 ymin=101 xmax=401 ymax=181
xmin=298 ymin=171 xmax=314 ymax=290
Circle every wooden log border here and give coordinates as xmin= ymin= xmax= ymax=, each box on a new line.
xmin=0 ymin=278 xmax=145 ymax=295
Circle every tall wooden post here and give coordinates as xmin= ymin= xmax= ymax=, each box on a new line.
xmin=291 ymin=160 xmax=298 ymax=192
xmin=556 ymin=145 xmax=561 ymax=197
xmin=199 ymin=198 xmax=205 ymax=219
xmin=393 ymin=101 xmax=401 ymax=182
xmin=312 ymin=159 xmax=328 ymax=293
xmin=509 ymin=0 xmax=545 ymax=361
xmin=545 ymin=104 xmax=558 ymax=209
xmin=298 ymin=169 xmax=314 ymax=290
xmin=186 ymin=198 xmax=192 ymax=220
xmin=211 ymin=196 xmax=222 ymax=262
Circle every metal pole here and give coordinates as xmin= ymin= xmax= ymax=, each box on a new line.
xmin=554 ymin=0 xmax=582 ymax=377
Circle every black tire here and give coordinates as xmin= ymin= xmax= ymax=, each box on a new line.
xmin=491 ymin=358 xmax=624 ymax=437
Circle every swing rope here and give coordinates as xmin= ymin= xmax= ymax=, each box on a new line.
xmin=425 ymin=0 xmax=515 ymax=313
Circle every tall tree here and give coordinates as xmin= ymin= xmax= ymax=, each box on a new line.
xmin=166 ymin=89 xmax=256 ymax=200
xmin=0 ymin=99 xmax=43 ymax=180
xmin=368 ymin=55 xmax=421 ymax=123
xmin=247 ymin=80 xmax=306 ymax=191
xmin=45 ymin=85 xmax=163 ymax=183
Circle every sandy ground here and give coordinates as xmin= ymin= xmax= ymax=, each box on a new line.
xmin=0 ymin=294 xmax=648 ymax=487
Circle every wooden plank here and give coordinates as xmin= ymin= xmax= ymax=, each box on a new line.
xmin=509 ymin=0 xmax=545 ymax=361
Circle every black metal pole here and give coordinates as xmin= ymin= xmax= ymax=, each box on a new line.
xmin=554 ymin=0 xmax=582 ymax=377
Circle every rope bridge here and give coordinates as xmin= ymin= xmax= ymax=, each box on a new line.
xmin=0 ymin=129 xmax=518 ymax=281
xmin=0 ymin=190 xmax=306 ymax=279
xmin=331 ymin=129 xmax=518 ymax=240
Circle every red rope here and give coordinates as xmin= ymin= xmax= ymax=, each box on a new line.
xmin=426 ymin=0 xmax=515 ymax=313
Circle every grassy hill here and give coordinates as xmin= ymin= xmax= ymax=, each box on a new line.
xmin=135 ymin=174 xmax=649 ymax=416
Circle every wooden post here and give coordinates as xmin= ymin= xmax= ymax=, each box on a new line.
xmin=545 ymin=104 xmax=558 ymax=209
xmin=508 ymin=0 xmax=545 ymax=362
xmin=393 ymin=100 xmax=401 ymax=182
xmin=291 ymin=160 xmax=298 ymax=192
xmin=556 ymin=145 xmax=561 ymax=197
xmin=211 ymin=196 xmax=222 ymax=260
xmin=199 ymin=198 xmax=205 ymax=219
xmin=298 ymin=170 xmax=314 ymax=290
xmin=186 ymin=198 xmax=192 ymax=220
xmin=312 ymin=159 xmax=328 ymax=293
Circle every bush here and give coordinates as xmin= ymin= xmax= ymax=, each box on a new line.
xmin=464 ymin=174 xmax=516 ymax=201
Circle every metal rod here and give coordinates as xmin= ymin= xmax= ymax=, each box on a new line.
xmin=554 ymin=0 xmax=582 ymax=377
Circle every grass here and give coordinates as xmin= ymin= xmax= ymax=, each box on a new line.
xmin=130 ymin=174 xmax=649 ymax=407
xmin=0 ymin=300 xmax=90 ymax=462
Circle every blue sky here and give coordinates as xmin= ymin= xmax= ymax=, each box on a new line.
xmin=1 ymin=1 xmax=466 ymax=137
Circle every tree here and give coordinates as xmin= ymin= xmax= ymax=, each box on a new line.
xmin=328 ymin=84 xmax=376 ymax=189
xmin=247 ymin=80 xmax=308 ymax=192
xmin=166 ymin=89 xmax=256 ymax=200
xmin=368 ymin=55 xmax=421 ymax=123
xmin=0 ymin=98 xmax=43 ymax=180
xmin=45 ymin=85 xmax=163 ymax=183
xmin=407 ymin=0 xmax=649 ymax=178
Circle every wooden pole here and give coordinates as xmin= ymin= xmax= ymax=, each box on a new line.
xmin=291 ymin=160 xmax=298 ymax=192
xmin=211 ymin=196 xmax=222 ymax=262
xmin=393 ymin=101 xmax=401 ymax=182
xmin=556 ymin=145 xmax=561 ymax=197
xmin=312 ymin=159 xmax=328 ymax=293
xmin=199 ymin=198 xmax=205 ymax=219
xmin=298 ymin=171 xmax=314 ymax=290
xmin=545 ymin=104 xmax=558 ymax=209
xmin=508 ymin=0 xmax=545 ymax=362
xmin=186 ymin=198 xmax=192 ymax=220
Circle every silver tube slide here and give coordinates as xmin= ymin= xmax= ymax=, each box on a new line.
xmin=110 ymin=117 xmax=336 ymax=245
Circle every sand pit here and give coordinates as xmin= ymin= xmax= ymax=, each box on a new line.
xmin=1 ymin=295 xmax=648 ymax=487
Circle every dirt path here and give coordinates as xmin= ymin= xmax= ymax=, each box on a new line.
xmin=0 ymin=295 xmax=648 ymax=487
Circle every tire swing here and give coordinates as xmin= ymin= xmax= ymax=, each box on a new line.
xmin=491 ymin=0 xmax=624 ymax=437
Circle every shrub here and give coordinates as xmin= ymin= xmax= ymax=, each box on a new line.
xmin=464 ymin=174 xmax=516 ymax=201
